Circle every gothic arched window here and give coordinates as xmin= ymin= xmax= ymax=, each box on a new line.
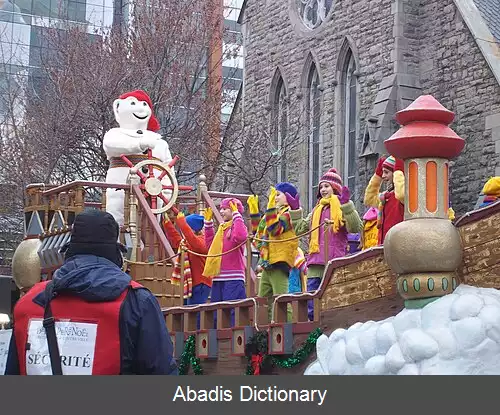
xmin=306 ymin=62 xmax=321 ymax=210
xmin=343 ymin=50 xmax=358 ymax=193
xmin=272 ymin=74 xmax=288 ymax=182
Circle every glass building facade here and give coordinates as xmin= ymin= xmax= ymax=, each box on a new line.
xmin=0 ymin=0 xmax=242 ymax=264
xmin=0 ymin=0 xmax=119 ymax=122
xmin=0 ymin=0 xmax=122 ymax=265
xmin=0 ymin=0 xmax=241 ymax=130
xmin=222 ymin=0 xmax=243 ymax=125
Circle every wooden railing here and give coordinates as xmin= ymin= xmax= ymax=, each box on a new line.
xmin=165 ymin=297 xmax=268 ymax=332
xmin=271 ymin=293 xmax=320 ymax=324
xmin=24 ymin=179 xmax=196 ymax=305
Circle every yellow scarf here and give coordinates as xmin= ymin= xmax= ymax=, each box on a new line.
xmin=203 ymin=220 xmax=232 ymax=277
xmin=309 ymin=196 xmax=344 ymax=254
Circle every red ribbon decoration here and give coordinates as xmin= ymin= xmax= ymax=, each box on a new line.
xmin=251 ymin=353 xmax=264 ymax=375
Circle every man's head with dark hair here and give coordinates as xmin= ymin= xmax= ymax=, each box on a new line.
xmin=61 ymin=209 xmax=127 ymax=267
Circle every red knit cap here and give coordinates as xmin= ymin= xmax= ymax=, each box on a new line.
xmin=119 ymin=90 xmax=161 ymax=132
xmin=382 ymin=155 xmax=404 ymax=172
xmin=317 ymin=168 xmax=343 ymax=197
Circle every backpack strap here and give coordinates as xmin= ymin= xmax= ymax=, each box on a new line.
xmin=42 ymin=282 xmax=63 ymax=375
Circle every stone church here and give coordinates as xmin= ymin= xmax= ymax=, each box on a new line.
xmin=222 ymin=0 xmax=500 ymax=216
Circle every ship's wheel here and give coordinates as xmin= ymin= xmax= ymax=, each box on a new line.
xmin=120 ymin=150 xmax=193 ymax=215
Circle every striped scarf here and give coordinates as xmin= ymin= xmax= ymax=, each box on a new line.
xmin=377 ymin=192 xmax=386 ymax=229
xmin=481 ymin=195 xmax=498 ymax=206
xmin=255 ymin=206 xmax=289 ymax=268
xmin=171 ymin=244 xmax=193 ymax=299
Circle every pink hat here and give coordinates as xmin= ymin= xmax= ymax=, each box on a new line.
xmin=220 ymin=198 xmax=244 ymax=215
xmin=363 ymin=207 xmax=378 ymax=221
xmin=317 ymin=168 xmax=343 ymax=198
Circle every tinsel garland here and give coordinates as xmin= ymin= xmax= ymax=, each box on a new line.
xmin=245 ymin=328 xmax=323 ymax=375
xmin=177 ymin=329 xmax=322 ymax=375
xmin=178 ymin=335 xmax=204 ymax=375
xmin=271 ymin=327 xmax=323 ymax=369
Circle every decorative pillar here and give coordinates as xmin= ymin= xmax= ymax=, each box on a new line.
xmin=197 ymin=174 xmax=208 ymax=215
xmin=383 ymin=95 xmax=465 ymax=309
xmin=128 ymin=171 xmax=141 ymax=263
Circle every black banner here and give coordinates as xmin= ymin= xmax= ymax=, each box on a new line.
xmin=0 ymin=376 xmax=494 ymax=414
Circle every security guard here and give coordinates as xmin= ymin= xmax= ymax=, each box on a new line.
xmin=5 ymin=209 xmax=177 ymax=375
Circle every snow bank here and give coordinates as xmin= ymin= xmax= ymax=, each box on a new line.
xmin=304 ymin=285 xmax=500 ymax=375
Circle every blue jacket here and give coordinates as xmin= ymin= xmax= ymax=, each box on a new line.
xmin=5 ymin=255 xmax=178 ymax=375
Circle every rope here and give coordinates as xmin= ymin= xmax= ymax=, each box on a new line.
xmin=124 ymin=251 xmax=180 ymax=265
xmin=164 ymin=297 xmax=262 ymax=332
xmin=182 ymin=222 xmax=328 ymax=259
xmin=184 ymin=239 xmax=247 ymax=258
xmin=124 ymin=221 xmax=331 ymax=262
xmin=250 ymin=222 xmax=324 ymax=243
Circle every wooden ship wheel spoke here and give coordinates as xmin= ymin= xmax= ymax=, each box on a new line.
xmin=119 ymin=150 xmax=192 ymax=215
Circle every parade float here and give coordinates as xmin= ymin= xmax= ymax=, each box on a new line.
xmin=8 ymin=93 xmax=500 ymax=375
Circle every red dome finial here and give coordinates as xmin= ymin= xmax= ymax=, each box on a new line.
xmin=384 ymin=95 xmax=465 ymax=159
xmin=395 ymin=95 xmax=455 ymax=125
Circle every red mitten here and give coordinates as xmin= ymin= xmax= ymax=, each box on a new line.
xmin=375 ymin=156 xmax=387 ymax=177
xmin=394 ymin=158 xmax=404 ymax=173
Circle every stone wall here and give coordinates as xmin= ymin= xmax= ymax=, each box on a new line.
xmin=237 ymin=0 xmax=500 ymax=216
xmin=241 ymin=0 xmax=396 ymax=209
xmin=419 ymin=0 xmax=500 ymax=215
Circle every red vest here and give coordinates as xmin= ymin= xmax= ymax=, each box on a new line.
xmin=14 ymin=279 xmax=142 ymax=375
xmin=378 ymin=192 xmax=404 ymax=245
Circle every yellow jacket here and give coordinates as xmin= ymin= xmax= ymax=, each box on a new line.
xmin=364 ymin=172 xmax=405 ymax=208
xmin=251 ymin=206 xmax=298 ymax=269
xmin=362 ymin=220 xmax=379 ymax=250
xmin=267 ymin=228 xmax=298 ymax=268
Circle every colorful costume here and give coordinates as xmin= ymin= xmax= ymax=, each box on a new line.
xmin=250 ymin=183 xmax=299 ymax=322
xmin=295 ymin=168 xmax=363 ymax=320
xmin=163 ymin=213 xmax=211 ymax=305
xmin=480 ymin=177 xmax=500 ymax=208
xmin=364 ymin=155 xmax=405 ymax=245
xmin=361 ymin=207 xmax=379 ymax=250
xmin=203 ymin=198 xmax=248 ymax=305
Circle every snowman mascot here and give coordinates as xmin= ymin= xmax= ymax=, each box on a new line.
xmin=103 ymin=90 xmax=174 ymax=226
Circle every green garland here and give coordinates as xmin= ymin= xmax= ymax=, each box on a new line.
xmin=245 ymin=328 xmax=323 ymax=375
xmin=178 ymin=329 xmax=322 ymax=375
xmin=271 ymin=327 xmax=323 ymax=369
xmin=178 ymin=335 xmax=204 ymax=375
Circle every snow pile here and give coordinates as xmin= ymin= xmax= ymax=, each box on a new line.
xmin=305 ymin=285 xmax=500 ymax=375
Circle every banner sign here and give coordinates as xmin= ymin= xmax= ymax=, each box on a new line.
xmin=26 ymin=319 xmax=98 ymax=375
xmin=0 ymin=329 xmax=11 ymax=375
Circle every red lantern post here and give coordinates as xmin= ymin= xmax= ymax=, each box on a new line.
xmin=383 ymin=95 xmax=465 ymax=309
